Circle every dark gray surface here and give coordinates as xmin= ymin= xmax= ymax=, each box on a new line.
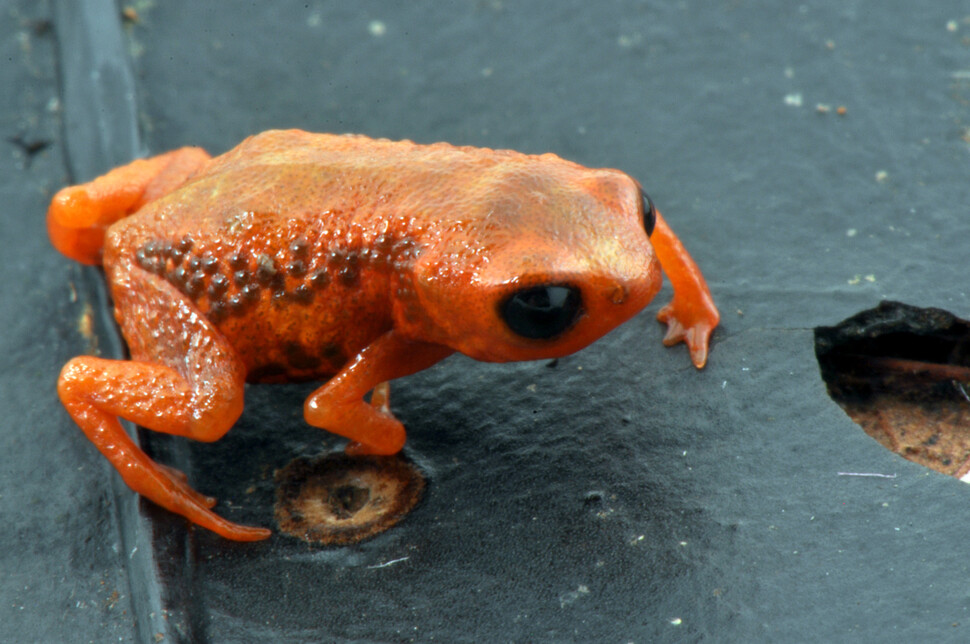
xmin=4 ymin=0 xmax=970 ymax=641
xmin=0 ymin=1 xmax=134 ymax=642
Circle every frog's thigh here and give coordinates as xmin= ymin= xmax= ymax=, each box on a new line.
xmin=56 ymin=266 xmax=266 ymax=540
xmin=72 ymin=261 xmax=246 ymax=441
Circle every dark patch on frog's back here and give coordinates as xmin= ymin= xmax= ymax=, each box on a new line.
xmin=130 ymin=224 xmax=418 ymax=381
xmin=132 ymin=227 xmax=420 ymax=323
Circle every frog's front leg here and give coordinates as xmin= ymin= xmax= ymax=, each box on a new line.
xmin=57 ymin=264 xmax=271 ymax=541
xmin=304 ymin=332 xmax=454 ymax=455
xmin=650 ymin=210 xmax=720 ymax=368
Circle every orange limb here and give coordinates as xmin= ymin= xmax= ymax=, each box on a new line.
xmin=58 ymin=265 xmax=270 ymax=541
xmin=305 ymin=332 xmax=453 ymax=455
xmin=48 ymin=147 xmax=210 ymax=265
xmin=651 ymin=210 xmax=720 ymax=368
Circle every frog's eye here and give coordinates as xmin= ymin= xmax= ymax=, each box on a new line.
xmin=501 ymin=284 xmax=583 ymax=340
xmin=640 ymin=189 xmax=657 ymax=237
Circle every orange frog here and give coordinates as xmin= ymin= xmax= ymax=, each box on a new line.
xmin=48 ymin=129 xmax=719 ymax=541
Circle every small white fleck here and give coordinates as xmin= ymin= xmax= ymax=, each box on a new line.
xmin=846 ymin=228 xmax=857 ymax=237
xmin=367 ymin=556 xmax=409 ymax=569
xmin=784 ymin=92 xmax=803 ymax=107
xmin=670 ymin=617 xmax=683 ymax=625
xmin=875 ymin=170 xmax=889 ymax=182
xmin=129 ymin=547 xmax=138 ymax=559
xmin=947 ymin=19 xmax=959 ymax=32
xmin=617 ymin=33 xmax=643 ymax=48
xmin=368 ymin=20 xmax=387 ymax=37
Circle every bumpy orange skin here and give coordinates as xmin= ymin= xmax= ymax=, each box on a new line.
xmin=49 ymin=129 xmax=719 ymax=541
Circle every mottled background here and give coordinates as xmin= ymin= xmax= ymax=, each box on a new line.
xmin=2 ymin=0 xmax=969 ymax=641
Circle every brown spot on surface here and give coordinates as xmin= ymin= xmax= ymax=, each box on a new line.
xmin=274 ymin=453 xmax=425 ymax=545
xmin=816 ymin=301 xmax=970 ymax=478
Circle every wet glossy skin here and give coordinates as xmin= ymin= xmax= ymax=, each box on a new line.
xmin=48 ymin=129 xmax=719 ymax=540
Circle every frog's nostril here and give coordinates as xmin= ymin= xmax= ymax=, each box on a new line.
xmin=608 ymin=283 xmax=628 ymax=305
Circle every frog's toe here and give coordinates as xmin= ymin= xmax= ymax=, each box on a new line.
xmin=656 ymin=302 xmax=715 ymax=369
xmin=163 ymin=480 xmax=271 ymax=541
xmin=157 ymin=463 xmax=218 ymax=509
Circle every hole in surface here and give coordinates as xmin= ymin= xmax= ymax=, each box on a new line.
xmin=274 ymin=452 xmax=425 ymax=544
xmin=815 ymin=301 xmax=970 ymax=479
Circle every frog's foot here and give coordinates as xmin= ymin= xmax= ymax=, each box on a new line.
xmin=156 ymin=463 xmax=217 ymax=509
xmin=148 ymin=461 xmax=271 ymax=541
xmin=57 ymin=356 xmax=271 ymax=541
xmin=657 ymin=297 xmax=718 ymax=369
xmin=343 ymin=382 xmax=395 ymax=455
xmin=305 ymin=333 xmax=453 ymax=456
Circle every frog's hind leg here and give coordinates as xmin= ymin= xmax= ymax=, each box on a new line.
xmin=48 ymin=147 xmax=210 ymax=265
xmin=57 ymin=262 xmax=270 ymax=541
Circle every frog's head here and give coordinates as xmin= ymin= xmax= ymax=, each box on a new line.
xmin=399 ymin=160 xmax=663 ymax=363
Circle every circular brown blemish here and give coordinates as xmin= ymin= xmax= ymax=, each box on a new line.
xmin=274 ymin=453 xmax=425 ymax=545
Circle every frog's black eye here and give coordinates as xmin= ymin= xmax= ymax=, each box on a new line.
xmin=501 ymin=284 xmax=583 ymax=340
xmin=640 ymin=189 xmax=657 ymax=237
